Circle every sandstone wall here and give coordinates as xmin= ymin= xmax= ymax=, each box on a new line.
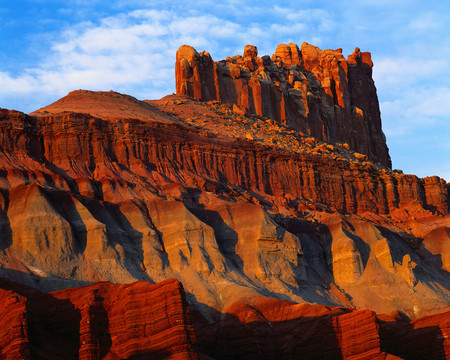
xmin=176 ymin=43 xmax=391 ymax=168
xmin=0 ymin=278 xmax=197 ymax=359
xmin=0 ymin=109 xmax=446 ymax=217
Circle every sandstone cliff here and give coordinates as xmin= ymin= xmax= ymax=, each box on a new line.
xmin=0 ymin=92 xmax=448 ymax=321
xmin=195 ymin=295 xmax=450 ymax=359
xmin=0 ymin=277 xmax=197 ymax=359
xmin=176 ymin=43 xmax=391 ymax=168
xmin=2 ymin=275 xmax=450 ymax=359
xmin=0 ymin=41 xmax=447 ymax=358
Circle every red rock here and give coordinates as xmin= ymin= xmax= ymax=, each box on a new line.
xmin=273 ymin=43 xmax=301 ymax=68
xmin=175 ymin=42 xmax=391 ymax=168
xmin=0 ymin=107 xmax=446 ymax=218
xmin=243 ymin=44 xmax=258 ymax=59
xmin=0 ymin=278 xmax=197 ymax=359
xmin=1 ymin=276 xmax=449 ymax=359
xmin=0 ymin=287 xmax=30 ymax=359
xmin=379 ymin=310 xmax=450 ymax=359
xmin=196 ymin=296 xmax=399 ymax=359
xmin=0 ymin=41 xmax=448 ymax=359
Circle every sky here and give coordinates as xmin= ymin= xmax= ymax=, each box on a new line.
xmin=0 ymin=0 xmax=449 ymax=180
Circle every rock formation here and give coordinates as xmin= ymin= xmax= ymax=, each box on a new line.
xmin=176 ymin=43 xmax=391 ymax=168
xmin=0 ymin=41 xmax=448 ymax=358
xmin=0 ymin=92 xmax=447 ymax=320
xmin=0 ymin=277 xmax=197 ymax=359
xmin=195 ymin=295 xmax=450 ymax=359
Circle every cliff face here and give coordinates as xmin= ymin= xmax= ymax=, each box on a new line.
xmin=196 ymin=296 xmax=450 ymax=360
xmin=0 ymin=96 xmax=448 ymax=322
xmin=1 ymin=106 xmax=447 ymax=219
xmin=176 ymin=43 xmax=391 ymax=168
xmin=1 ymin=275 xmax=450 ymax=359
xmin=0 ymin=43 xmax=448 ymax=358
xmin=0 ymin=278 xmax=197 ymax=359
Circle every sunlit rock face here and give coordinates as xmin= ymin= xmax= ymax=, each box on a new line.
xmin=0 ymin=278 xmax=197 ymax=359
xmin=0 ymin=41 xmax=448 ymax=358
xmin=0 ymin=89 xmax=449 ymax=317
xmin=176 ymin=42 xmax=391 ymax=168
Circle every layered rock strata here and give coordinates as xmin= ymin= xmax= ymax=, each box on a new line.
xmin=0 ymin=70 xmax=448 ymax=357
xmin=2 ymin=275 xmax=450 ymax=359
xmin=0 ymin=83 xmax=448 ymax=355
xmin=196 ymin=298 xmax=390 ymax=359
xmin=176 ymin=43 xmax=391 ymax=168
xmin=0 ymin=98 xmax=448 ymax=319
xmin=195 ymin=296 xmax=450 ymax=359
xmin=0 ymin=107 xmax=446 ymax=219
xmin=0 ymin=278 xmax=197 ymax=359
xmin=379 ymin=310 xmax=450 ymax=359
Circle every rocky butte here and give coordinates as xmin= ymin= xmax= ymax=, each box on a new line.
xmin=0 ymin=42 xmax=448 ymax=358
xmin=176 ymin=42 xmax=391 ymax=168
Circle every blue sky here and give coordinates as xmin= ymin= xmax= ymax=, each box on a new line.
xmin=1 ymin=0 xmax=449 ymax=180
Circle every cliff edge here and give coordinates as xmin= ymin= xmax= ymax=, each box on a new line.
xmin=176 ymin=42 xmax=391 ymax=168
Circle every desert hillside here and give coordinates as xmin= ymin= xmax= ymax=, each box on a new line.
xmin=0 ymin=43 xmax=448 ymax=359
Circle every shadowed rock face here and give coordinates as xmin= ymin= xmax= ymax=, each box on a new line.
xmin=1 ymin=276 xmax=450 ymax=359
xmin=176 ymin=42 xmax=391 ymax=168
xmin=195 ymin=296 xmax=450 ymax=360
xmin=0 ymin=278 xmax=197 ymax=359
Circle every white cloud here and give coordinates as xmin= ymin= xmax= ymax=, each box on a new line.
xmin=0 ymin=6 xmax=335 ymax=113
xmin=408 ymin=11 xmax=444 ymax=32
xmin=381 ymin=88 xmax=450 ymax=136
xmin=1 ymin=10 xmax=247 ymax=111
xmin=374 ymin=57 xmax=447 ymax=89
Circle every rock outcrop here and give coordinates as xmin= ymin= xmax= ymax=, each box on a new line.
xmin=1 ymin=105 xmax=447 ymax=219
xmin=196 ymin=295 xmax=450 ymax=359
xmin=0 ymin=41 xmax=448 ymax=358
xmin=0 ymin=96 xmax=447 ymax=327
xmin=2 ymin=275 xmax=450 ymax=359
xmin=379 ymin=310 xmax=450 ymax=359
xmin=0 ymin=278 xmax=197 ymax=359
xmin=176 ymin=43 xmax=391 ymax=168
xmin=196 ymin=297 xmax=390 ymax=359
xmin=0 ymin=95 xmax=448 ymax=322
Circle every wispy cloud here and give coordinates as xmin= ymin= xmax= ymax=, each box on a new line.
xmin=0 ymin=6 xmax=335 ymax=112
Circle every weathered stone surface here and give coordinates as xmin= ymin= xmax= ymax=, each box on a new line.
xmin=379 ymin=310 xmax=450 ymax=359
xmin=0 ymin=106 xmax=447 ymax=219
xmin=0 ymin=278 xmax=197 ymax=359
xmin=195 ymin=296 xmax=404 ymax=359
xmin=0 ymin=97 xmax=448 ymax=321
xmin=176 ymin=43 xmax=391 ymax=168
xmin=0 ymin=287 xmax=30 ymax=359
xmin=0 ymin=54 xmax=448 ymax=358
xmin=2 ymin=276 xmax=450 ymax=359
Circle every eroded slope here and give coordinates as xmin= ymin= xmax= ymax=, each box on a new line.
xmin=0 ymin=97 xmax=448 ymax=321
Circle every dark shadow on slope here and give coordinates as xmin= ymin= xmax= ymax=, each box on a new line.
xmin=90 ymin=291 xmax=113 ymax=359
xmin=0 ymin=187 xmax=12 ymax=250
xmin=0 ymin=268 xmax=92 ymax=292
xmin=125 ymin=350 xmax=171 ymax=360
xmin=183 ymin=194 xmax=244 ymax=271
xmin=44 ymin=189 xmax=88 ymax=254
xmin=193 ymin=300 xmax=447 ymax=360
xmin=379 ymin=317 xmax=446 ymax=360
xmin=193 ymin=302 xmax=344 ymax=360
xmin=377 ymin=224 xmax=450 ymax=293
xmin=0 ymin=277 xmax=82 ymax=360
xmin=46 ymin=186 xmax=155 ymax=282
